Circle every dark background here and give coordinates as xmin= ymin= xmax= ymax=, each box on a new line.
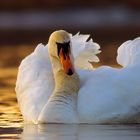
xmin=0 ymin=0 xmax=140 ymax=66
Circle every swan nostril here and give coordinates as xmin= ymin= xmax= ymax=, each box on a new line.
xmin=67 ymin=68 xmax=73 ymax=76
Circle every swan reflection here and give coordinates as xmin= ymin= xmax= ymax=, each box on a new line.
xmin=22 ymin=124 xmax=78 ymax=140
xmin=21 ymin=124 xmax=140 ymax=140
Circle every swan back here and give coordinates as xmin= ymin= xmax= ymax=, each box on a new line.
xmin=78 ymin=37 xmax=140 ymax=123
xmin=117 ymin=37 xmax=140 ymax=67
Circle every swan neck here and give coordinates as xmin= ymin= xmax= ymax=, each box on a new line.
xmin=42 ymin=51 xmax=80 ymax=123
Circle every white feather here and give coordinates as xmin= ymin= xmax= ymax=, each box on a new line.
xmin=71 ymin=33 xmax=101 ymax=69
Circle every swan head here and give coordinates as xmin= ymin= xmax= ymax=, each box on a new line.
xmin=48 ymin=30 xmax=74 ymax=76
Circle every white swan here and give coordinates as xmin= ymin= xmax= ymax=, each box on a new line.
xmin=16 ymin=30 xmax=140 ymax=124
xmin=15 ymin=30 xmax=100 ymax=123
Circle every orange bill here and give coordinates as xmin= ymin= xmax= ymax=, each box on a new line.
xmin=59 ymin=48 xmax=74 ymax=75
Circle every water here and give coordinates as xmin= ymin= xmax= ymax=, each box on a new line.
xmin=0 ymin=47 xmax=140 ymax=140
xmin=0 ymin=68 xmax=23 ymax=139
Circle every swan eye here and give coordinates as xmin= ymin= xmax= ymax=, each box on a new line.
xmin=56 ymin=41 xmax=70 ymax=59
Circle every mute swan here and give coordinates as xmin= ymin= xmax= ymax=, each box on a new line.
xmin=16 ymin=30 xmax=100 ymax=123
xmin=16 ymin=30 xmax=140 ymax=124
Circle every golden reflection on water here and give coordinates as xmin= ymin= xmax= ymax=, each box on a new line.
xmin=0 ymin=45 xmax=35 ymax=131
xmin=0 ymin=68 xmax=23 ymax=128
